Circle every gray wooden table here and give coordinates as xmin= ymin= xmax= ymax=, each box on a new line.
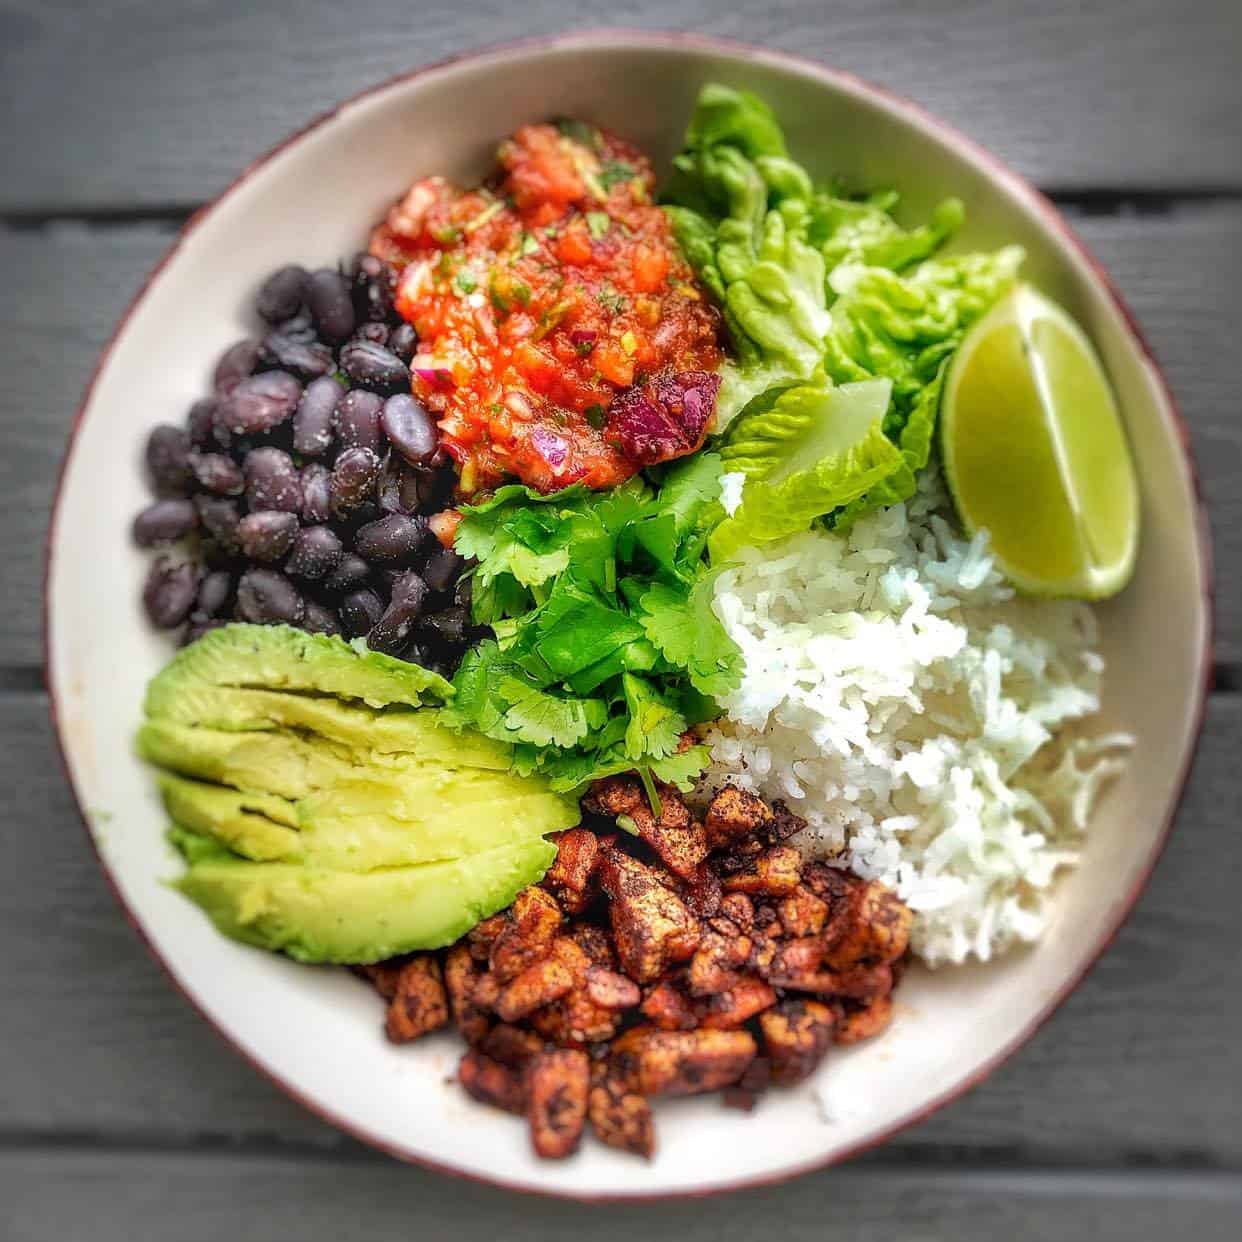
xmin=3 ymin=2 xmax=1240 ymax=1237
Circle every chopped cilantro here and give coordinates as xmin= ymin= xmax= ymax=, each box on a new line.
xmin=599 ymin=160 xmax=637 ymax=190
xmin=442 ymin=457 xmax=739 ymax=794
xmin=519 ymin=231 xmax=540 ymax=256
xmin=585 ymin=403 xmax=607 ymax=430
xmin=586 ymin=211 xmax=611 ymax=240
xmin=598 ymin=286 xmax=627 ymax=315
xmin=512 ymin=281 xmax=532 ymax=309
xmin=454 ymin=269 xmax=478 ymax=294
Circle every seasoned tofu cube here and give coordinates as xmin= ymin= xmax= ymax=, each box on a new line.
xmin=599 ymin=846 xmax=701 ymax=982
xmin=443 ymin=944 xmax=490 ymax=1045
xmin=589 ymin=1075 xmax=655 ymax=1159
xmin=610 ymin=1027 xmax=756 ymax=1097
xmin=834 ymin=994 xmax=894 ymax=1045
xmin=704 ymin=785 xmax=774 ymax=850
xmin=526 ymin=1049 xmax=590 ymax=1159
xmin=720 ymin=846 xmax=802 ymax=897
xmin=459 ymin=1048 xmax=525 ymax=1115
xmin=384 ymin=955 xmax=449 ymax=1044
xmin=759 ymin=999 xmax=837 ymax=1085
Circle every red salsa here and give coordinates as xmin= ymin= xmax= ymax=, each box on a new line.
xmin=369 ymin=122 xmax=723 ymax=494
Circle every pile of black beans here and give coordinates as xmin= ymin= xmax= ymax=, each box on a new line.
xmin=133 ymin=255 xmax=483 ymax=676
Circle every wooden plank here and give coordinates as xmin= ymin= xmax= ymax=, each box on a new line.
xmin=3 ymin=692 xmax=1240 ymax=1160
xmin=2 ymin=1152 xmax=1240 ymax=1241
xmin=1 ymin=0 xmax=1239 ymax=211
xmin=3 ymin=204 xmax=1238 ymax=669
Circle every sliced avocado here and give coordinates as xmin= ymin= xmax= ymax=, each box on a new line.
xmin=158 ymin=773 xmax=301 ymax=862
xmin=175 ymin=835 xmax=557 ymax=963
xmin=146 ymin=686 xmax=510 ymax=770
xmin=156 ymin=766 xmax=576 ymax=870
xmin=294 ymin=773 xmax=578 ymax=868
xmin=137 ymin=719 xmax=353 ymax=800
xmin=145 ymin=624 xmax=453 ymax=719
xmin=168 ymin=824 xmax=234 ymax=865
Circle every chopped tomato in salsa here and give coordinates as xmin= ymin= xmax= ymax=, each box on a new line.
xmin=369 ymin=122 xmax=723 ymax=494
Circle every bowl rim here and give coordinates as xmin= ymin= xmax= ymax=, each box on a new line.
xmin=42 ymin=26 xmax=1215 ymax=1202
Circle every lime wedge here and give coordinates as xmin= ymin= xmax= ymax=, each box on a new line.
xmin=940 ymin=283 xmax=1139 ymax=599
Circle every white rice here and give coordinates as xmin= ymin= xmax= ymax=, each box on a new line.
xmin=704 ymin=469 xmax=1131 ymax=966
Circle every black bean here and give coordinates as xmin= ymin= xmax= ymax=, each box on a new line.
xmin=273 ymin=308 xmax=317 ymax=343
xmin=256 ymin=265 xmax=309 ymax=323
xmin=286 ymin=525 xmax=343 ymax=579
xmin=387 ymin=322 xmax=417 ymax=363
xmin=186 ymin=397 xmax=220 ymax=449
xmin=350 ymin=252 xmax=395 ymax=322
xmin=390 ymin=570 xmax=429 ymax=610
xmin=145 ymin=424 xmax=191 ymax=496
xmin=338 ymin=588 xmax=383 ymax=637
xmin=217 ymin=370 xmax=302 ymax=436
xmin=292 ymin=376 xmax=343 ymax=457
xmin=237 ymin=510 xmax=299 ymax=562
xmin=243 ymin=447 xmax=301 ymax=513
xmin=300 ymin=462 xmax=332 ymax=523
xmin=376 ymin=454 xmax=419 ymax=515
xmin=235 ymin=569 xmax=304 ymax=625
xmin=422 ymin=545 xmax=465 ymax=593
xmin=416 ymin=605 xmax=468 ymax=644
xmin=339 ymin=339 xmax=407 ymax=391
xmin=353 ymin=513 xmax=428 ymax=563
xmin=367 ymin=592 xmax=425 ymax=655
xmin=189 ymin=452 xmax=244 ymax=496
xmin=259 ymin=332 xmax=334 ymax=380
xmin=132 ymin=498 xmax=198 ymax=547
xmin=307 ymin=268 xmax=356 ymax=343
xmin=194 ymin=570 xmax=235 ymax=619
xmin=322 ymin=553 xmax=371 ymax=594
xmin=302 ymin=601 xmax=343 ymax=636
xmin=418 ymin=464 xmax=456 ymax=510
xmin=213 ymin=338 xmax=261 ymax=395
xmin=329 ymin=447 xmax=381 ymax=516
xmin=194 ymin=495 xmax=242 ymax=556
xmin=334 ymin=389 xmax=384 ymax=453
xmin=380 ymin=393 xmax=438 ymax=466
xmin=352 ymin=322 xmax=390 ymax=348
xmin=143 ymin=558 xmax=199 ymax=629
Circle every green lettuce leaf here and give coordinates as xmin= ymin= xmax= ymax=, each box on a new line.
xmin=810 ymin=192 xmax=964 ymax=273
xmin=709 ymin=376 xmax=903 ymax=560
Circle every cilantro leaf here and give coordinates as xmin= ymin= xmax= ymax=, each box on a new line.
xmin=621 ymin=674 xmax=687 ymax=761
xmin=637 ymin=575 xmax=742 ymax=699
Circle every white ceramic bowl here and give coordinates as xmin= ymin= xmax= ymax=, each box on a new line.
xmin=46 ymin=31 xmax=1211 ymax=1199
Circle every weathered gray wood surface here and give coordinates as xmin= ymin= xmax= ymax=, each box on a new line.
xmin=4 ymin=206 xmax=1239 ymax=669
xmin=4 ymin=1 xmax=1241 ymax=1235
xmin=2 ymin=0 xmax=1239 ymax=210
xmin=4 ymin=1155 xmax=1242 ymax=1242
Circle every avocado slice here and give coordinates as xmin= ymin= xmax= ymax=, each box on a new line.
xmin=294 ymin=774 xmax=577 ymax=868
xmin=157 ymin=766 xmax=577 ymax=869
xmin=175 ymin=835 xmax=557 ymax=963
xmin=137 ymin=719 xmax=352 ymax=800
xmin=157 ymin=773 xmax=301 ymax=862
xmin=144 ymin=623 xmax=453 ymax=719
xmin=146 ymin=685 xmax=510 ymax=769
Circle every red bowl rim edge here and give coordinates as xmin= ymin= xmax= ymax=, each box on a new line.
xmin=41 ymin=27 xmax=1216 ymax=1204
